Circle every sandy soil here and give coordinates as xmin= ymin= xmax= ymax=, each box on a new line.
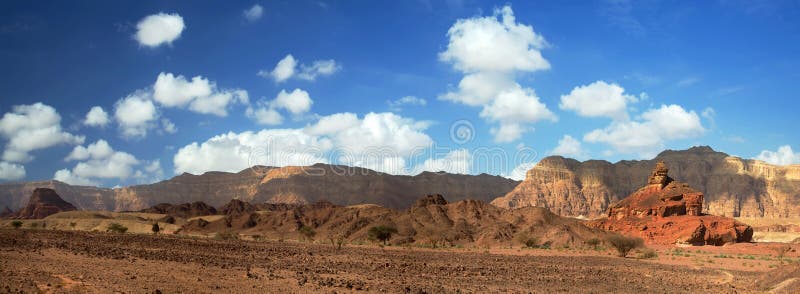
xmin=0 ymin=229 xmax=788 ymax=293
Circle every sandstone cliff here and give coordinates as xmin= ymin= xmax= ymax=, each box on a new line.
xmin=492 ymin=146 xmax=800 ymax=218
xmin=12 ymin=188 xmax=77 ymax=219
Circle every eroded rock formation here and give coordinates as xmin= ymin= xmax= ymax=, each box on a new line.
xmin=139 ymin=202 xmax=217 ymax=219
xmin=13 ymin=188 xmax=77 ymax=219
xmin=589 ymin=162 xmax=753 ymax=245
xmin=492 ymin=146 xmax=800 ymax=218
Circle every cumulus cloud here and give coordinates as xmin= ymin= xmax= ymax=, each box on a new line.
xmin=0 ymin=103 xmax=84 ymax=162
xmin=439 ymin=5 xmax=549 ymax=73
xmin=551 ymin=135 xmax=585 ymax=159
xmin=153 ymin=72 xmax=249 ymax=116
xmin=258 ymin=54 xmax=340 ymax=83
xmin=174 ymin=112 xmax=433 ymax=175
xmin=83 ymin=106 xmax=110 ymax=127
xmin=439 ymin=5 xmax=556 ymax=142
xmin=559 ymin=81 xmax=638 ymax=120
xmin=416 ymin=149 xmax=471 ymax=174
xmin=506 ymin=161 xmax=536 ymax=181
xmin=584 ymin=104 xmax=705 ymax=157
xmin=0 ymin=161 xmax=25 ymax=180
xmin=114 ymin=91 xmax=159 ymax=139
xmin=388 ymin=96 xmax=427 ymax=111
xmin=243 ymin=4 xmax=264 ymax=22
xmin=756 ymin=145 xmax=800 ymax=166
xmin=246 ymin=88 xmax=313 ymax=125
xmin=134 ymin=12 xmax=185 ymax=48
xmin=56 ymin=140 xmax=163 ymax=186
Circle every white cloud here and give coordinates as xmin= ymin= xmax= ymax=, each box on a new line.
xmin=114 ymin=91 xmax=158 ymax=139
xmin=417 ymin=149 xmax=471 ymax=174
xmin=559 ymin=81 xmax=637 ymax=120
xmin=243 ymin=4 xmax=264 ymax=22
xmin=505 ymin=161 xmax=536 ymax=181
xmin=756 ymin=145 xmax=800 ymax=166
xmin=439 ymin=5 xmax=549 ymax=73
xmin=57 ymin=140 xmax=162 ymax=186
xmin=161 ymin=118 xmax=177 ymax=134
xmin=83 ymin=106 xmax=110 ymax=127
xmin=0 ymin=103 xmax=84 ymax=162
xmin=258 ymin=54 xmax=340 ymax=82
xmin=134 ymin=12 xmax=185 ymax=48
xmin=54 ymin=169 xmax=97 ymax=186
xmin=550 ymin=135 xmax=586 ymax=159
xmin=272 ymin=89 xmax=312 ymax=114
xmin=0 ymin=161 xmax=25 ymax=180
xmin=174 ymin=112 xmax=432 ymax=175
xmin=388 ymin=96 xmax=427 ymax=111
xmin=245 ymin=106 xmax=283 ymax=126
xmin=245 ymin=89 xmax=313 ymax=125
xmin=439 ymin=6 xmax=556 ymax=143
xmin=584 ymin=104 xmax=705 ymax=157
xmin=153 ymin=72 xmax=248 ymax=116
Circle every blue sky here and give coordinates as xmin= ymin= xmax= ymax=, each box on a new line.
xmin=1 ymin=0 xmax=799 ymax=186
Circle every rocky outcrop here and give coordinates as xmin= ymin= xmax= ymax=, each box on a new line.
xmin=589 ymin=162 xmax=753 ymax=245
xmin=0 ymin=206 xmax=12 ymax=218
xmin=13 ymin=188 xmax=77 ymax=219
xmin=1 ymin=164 xmax=517 ymax=212
xmin=139 ymin=202 xmax=217 ymax=219
xmin=492 ymin=146 xmax=800 ymax=218
xmin=219 ymin=199 xmax=257 ymax=216
xmin=412 ymin=194 xmax=448 ymax=209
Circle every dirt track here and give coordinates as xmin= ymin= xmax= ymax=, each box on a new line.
xmin=0 ymin=229 xmax=764 ymax=293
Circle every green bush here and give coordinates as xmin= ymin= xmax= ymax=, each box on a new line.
xmin=607 ymin=235 xmax=643 ymax=257
xmin=106 ymin=223 xmax=128 ymax=233
xmin=368 ymin=225 xmax=398 ymax=245
xmin=638 ymin=248 xmax=658 ymax=259
xmin=298 ymin=225 xmax=316 ymax=241
xmin=10 ymin=221 xmax=23 ymax=229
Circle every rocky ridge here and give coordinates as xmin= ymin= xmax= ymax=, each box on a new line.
xmin=11 ymin=188 xmax=77 ymax=219
xmin=492 ymin=146 xmax=800 ymax=218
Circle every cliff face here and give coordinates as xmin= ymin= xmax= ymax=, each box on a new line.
xmin=492 ymin=146 xmax=800 ymax=218
xmin=12 ymin=188 xmax=78 ymax=219
xmin=0 ymin=164 xmax=518 ymax=212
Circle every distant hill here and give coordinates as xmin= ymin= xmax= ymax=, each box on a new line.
xmin=0 ymin=164 xmax=518 ymax=212
xmin=492 ymin=146 xmax=800 ymax=218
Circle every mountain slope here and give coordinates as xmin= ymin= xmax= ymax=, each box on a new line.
xmin=492 ymin=146 xmax=800 ymax=218
xmin=0 ymin=164 xmax=518 ymax=212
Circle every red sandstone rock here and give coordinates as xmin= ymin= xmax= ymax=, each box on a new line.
xmin=13 ymin=188 xmax=77 ymax=219
xmin=589 ymin=162 xmax=753 ymax=245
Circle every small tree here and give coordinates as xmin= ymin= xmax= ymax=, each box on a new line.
xmin=368 ymin=225 xmax=398 ymax=245
xmin=607 ymin=235 xmax=643 ymax=257
xmin=299 ymin=225 xmax=316 ymax=242
xmin=10 ymin=220 xmax=22 ymax=229
xmin=151 ymin=222 xmax=160 ymax=234
xmin=586 ymin=238 xmax=601 ymax=250
xmin=328 ymin=233 xmax=347 ymax=250
xmin=106 ymin=222 xmax=128 ymax=233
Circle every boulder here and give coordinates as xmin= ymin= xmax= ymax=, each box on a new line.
xmin=13 ymin=188 xmax=77 ymax=219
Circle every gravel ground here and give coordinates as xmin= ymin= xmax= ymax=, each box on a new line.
xmin=0 ymin=229 xmax=763 ymax=293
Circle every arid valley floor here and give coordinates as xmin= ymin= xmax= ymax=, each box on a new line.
xmin=1 ymin=229 xmax=798 ymax=293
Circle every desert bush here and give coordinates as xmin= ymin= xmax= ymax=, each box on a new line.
xmin=329 ymin=234 xmax=347 ymax=250
xmin=524 ymin=237 xmax=540 ymax=248
xmin=638 ymin=248 xmax=658 ymax=259
xmin=585 ymin=238 xmax=601 ymax=250
xmin=151 ymin=222 xmax=160 ymax=234
xmin=368 ymin=225 xmax=398 ymax=245
xmin=10 ymin=221 xmax=22 ymax=229
xmin=106 ymin=223 xmax=128 ymax=233
xmin=607 ymin=235 xmax=643 ymax=257
xmin=69 ymin=222 xmax=77 ymax=230
xmin=298 ymin=225 xmax=316 ymax=241
xmin=214 ymin=232 xmax=239 ymax=240
xmin=775 ymin=245 xmax=792 ymax=262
